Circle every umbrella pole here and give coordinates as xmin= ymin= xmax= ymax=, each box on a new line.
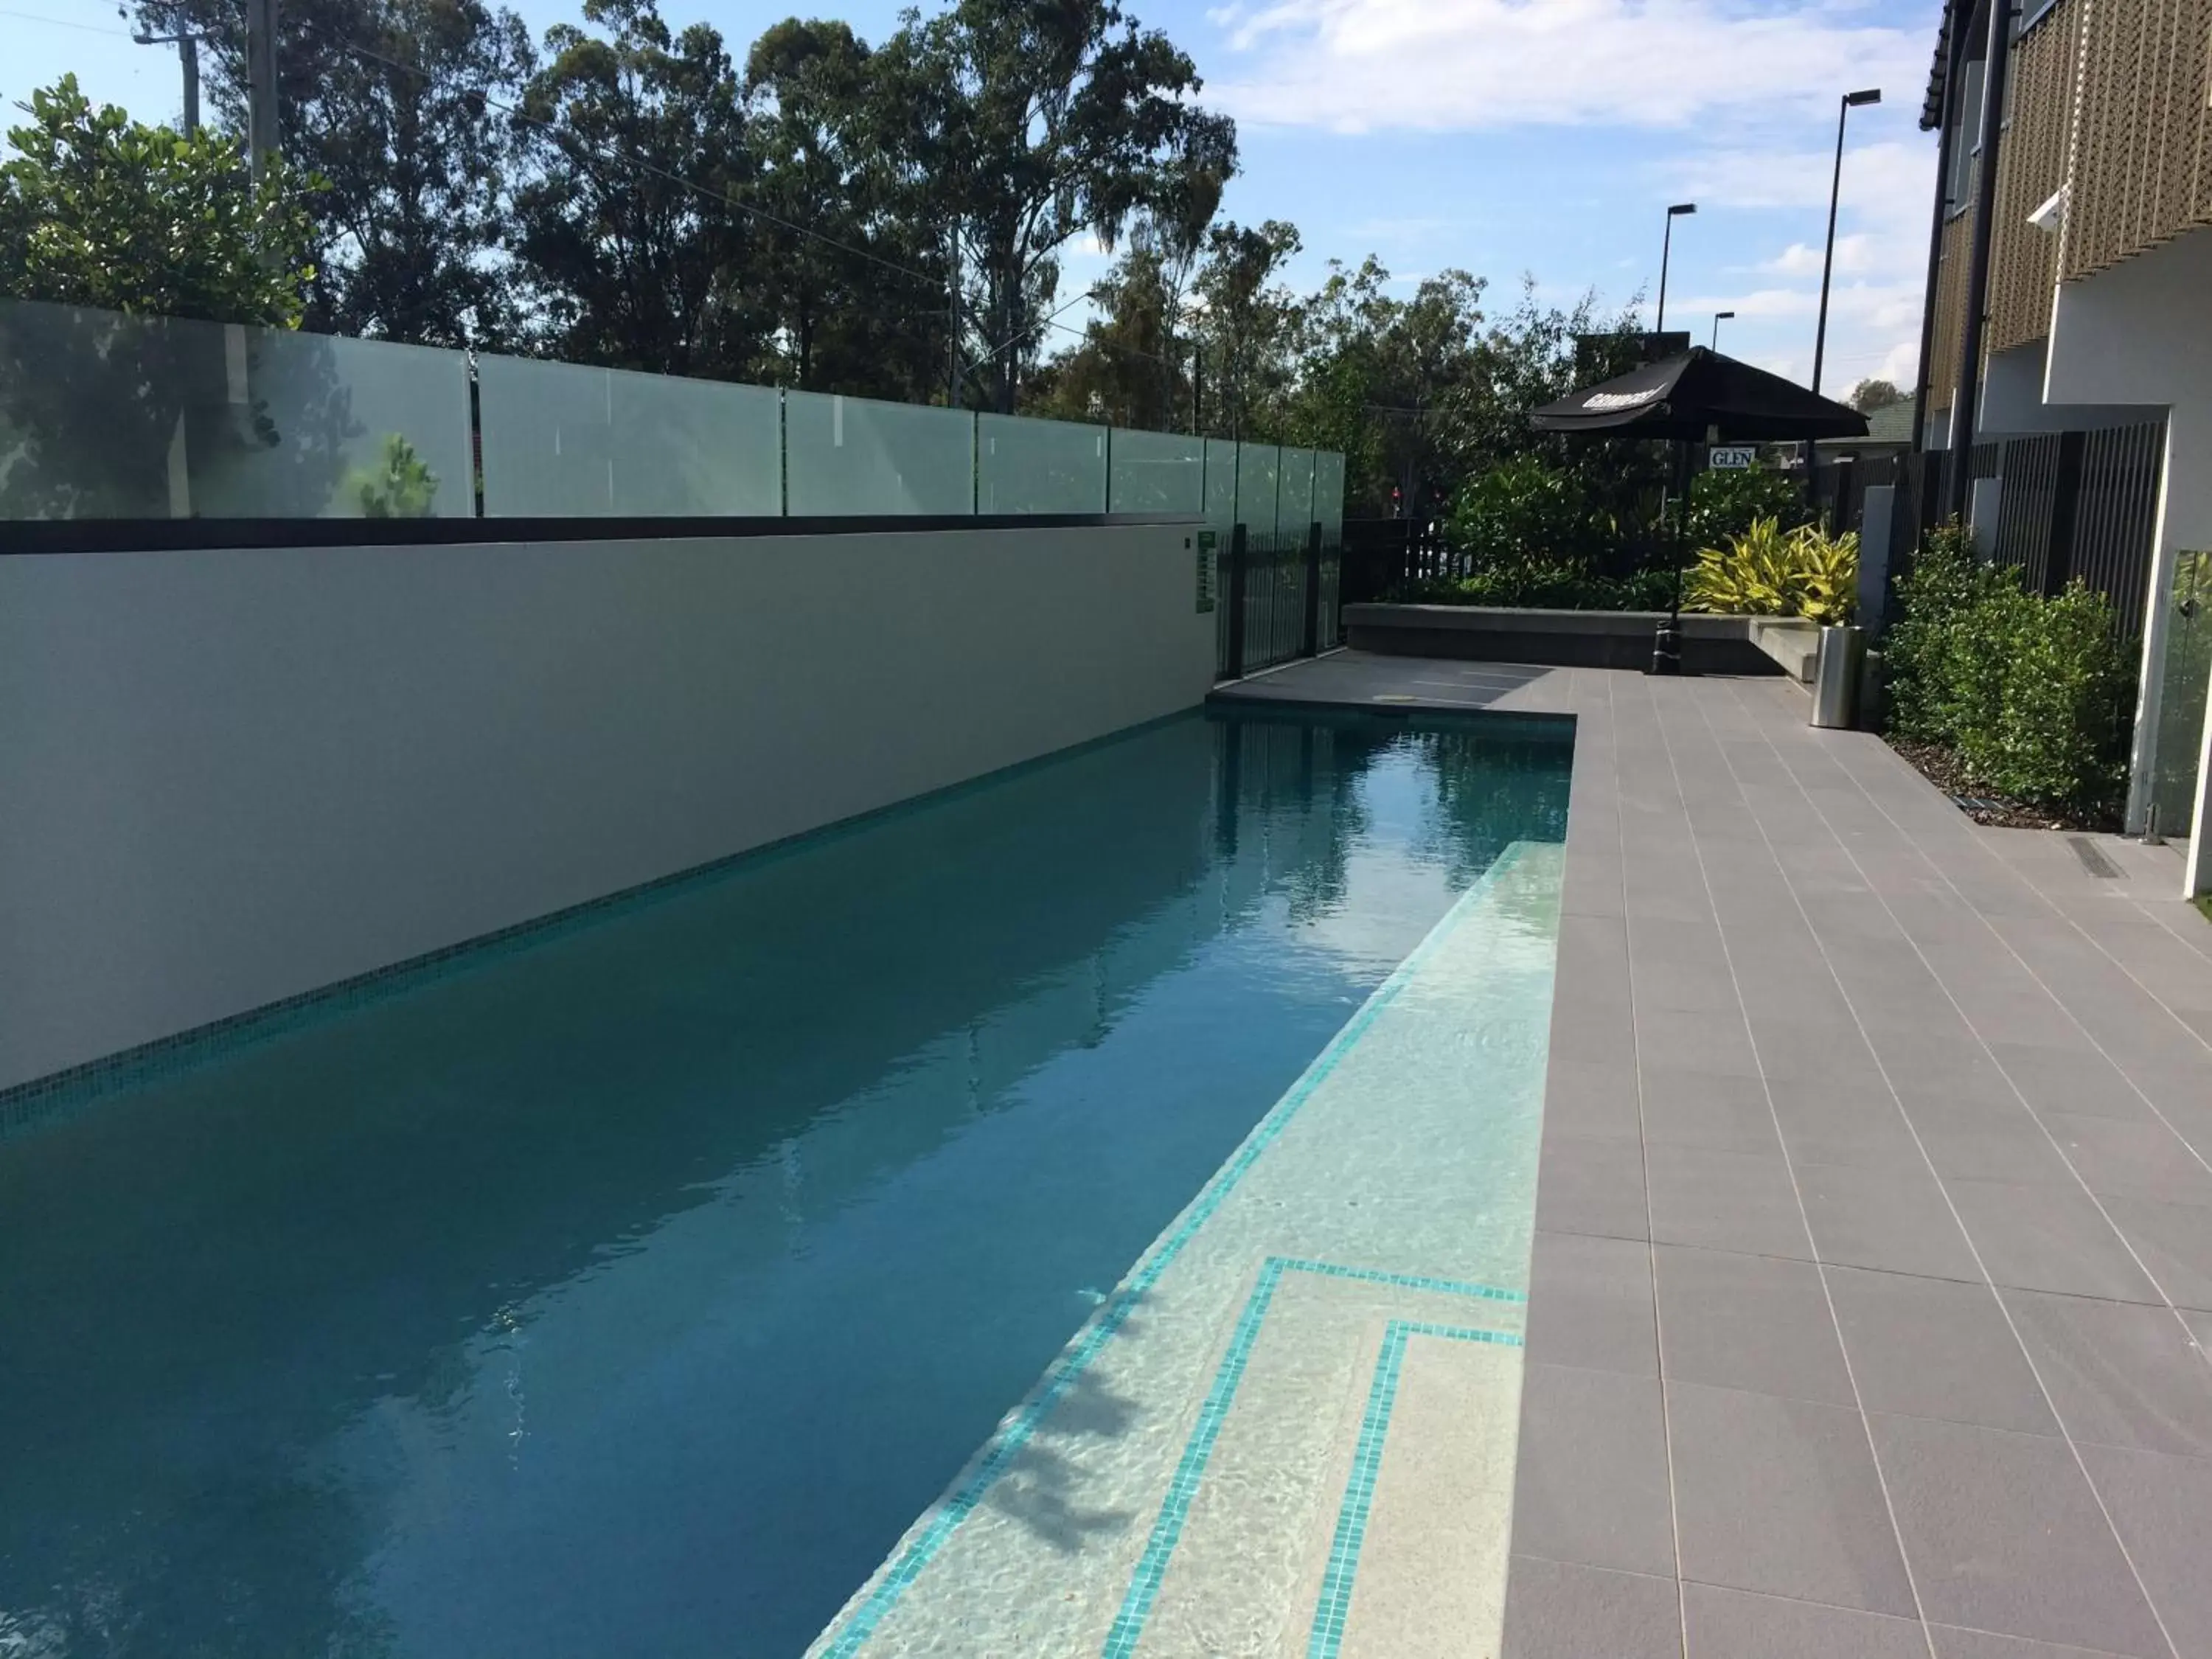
xmin=1649 ymin=438 xmax=1688 ymax=676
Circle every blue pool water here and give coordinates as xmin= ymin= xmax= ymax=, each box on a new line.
xmin=0 ymin=709 xmax=1568 ymax=1659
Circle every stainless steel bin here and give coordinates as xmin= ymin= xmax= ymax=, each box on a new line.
xmin=1810 ymin=625 xmax=1865 ymax=729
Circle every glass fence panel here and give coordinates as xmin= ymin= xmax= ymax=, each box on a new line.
xmin=1203 ymin=438 xmax=1239 ymax=532
xmin=1279 ymin=448 xmax=1316 ymax=539
xmin=477 ymin=355 xmax=780 ymax=517
xmin=976 ymin=413 xmax=1106 ymax=514
xmin=786 ymin=391 xmax=973 ymax=517
xmin=1236 ymin=442 xmax=1281 ymax=540
xmin=1107 ymin=428 xmax=1204 ymax=515
xmin=0 ymin=297 xmax=473 ymax=518
xmin=1315 ymin=451 xmax=1346 ymax=541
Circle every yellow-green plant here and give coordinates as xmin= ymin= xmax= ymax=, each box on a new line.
xmin=1686 ymin=517 xmax=1857 ymax=623
xmin=1792 ymin=525 xmax=1859 ymax=624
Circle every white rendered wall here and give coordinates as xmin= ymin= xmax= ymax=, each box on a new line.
xmin=1978 ymin=339 xmax=2157 ymax=437
xmin=2044 ymin=226 xmax=2212 ymax=891
xmin=0 ymin=523 xmax=1217 ymax=1090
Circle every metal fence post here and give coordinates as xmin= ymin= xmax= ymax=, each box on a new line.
xmin=1226 ymin=522 xmax=1249 ymax=680
xmin=1301 ymin=520 xmax=1323 ymax=657
xmin=2043 ymin=429 xmax=2085 ymax=596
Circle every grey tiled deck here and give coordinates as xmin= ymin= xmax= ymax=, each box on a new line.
xmin=1214 ymin=652 xmax=2212 ymax=1659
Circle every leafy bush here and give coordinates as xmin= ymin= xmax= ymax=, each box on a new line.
xmin=1685 ymin=518 xmax=1858 ymax=623
xmin=1883 ymin=520 xmax=2135 ymax=813
xmin=1883 ymin=521 xmax=1986 ymax=740
xmin=1976 ymin=582 xmax=2133 ymax=808
xmin=1408 ymin=560 xmax=1680 ymax=611
xmin=347 ymin=434 xmax=440 ymax=518
xmin=1674 ymin=463 xmax=1813 ymax=552
xmin=1447 ymin=453 xmax=1616 ymax=568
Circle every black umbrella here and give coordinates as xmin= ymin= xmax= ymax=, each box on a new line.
xmin=1530 ymin=348 xmax=1869 ymax=673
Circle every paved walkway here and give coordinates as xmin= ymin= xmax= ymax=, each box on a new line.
xmin=1219 ymin=652 xmax=2212 ymax=1659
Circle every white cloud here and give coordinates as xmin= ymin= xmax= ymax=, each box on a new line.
xmin=1206 ymin=0 xmax=1927 ymax=133
xmin=1658 ymin=140 xmax=1933 ymax=229
xmin=1761 ymin=234 xmax=1878 ymax=277
xmin=1658 ymin=136 xmax=1934 ymax=394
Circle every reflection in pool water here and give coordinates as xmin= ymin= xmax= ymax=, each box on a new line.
xmin=0 ymin=709 xmax=1568 ymax=1658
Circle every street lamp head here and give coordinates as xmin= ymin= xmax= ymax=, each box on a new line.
xmin=1669 ymin=202 xmax=1698 ymax=216
xmin=1714 ymin=310 xmax=1736 ymax=321
xmin=1845 ymin=88 xmax=1882 ymax=106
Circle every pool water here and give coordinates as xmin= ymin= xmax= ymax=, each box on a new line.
xmin=0 ymin=709 xmax=1568 ymax=1659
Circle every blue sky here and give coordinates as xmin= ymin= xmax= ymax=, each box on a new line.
xmin=3 ymin=0 xmax=1942 ymax=395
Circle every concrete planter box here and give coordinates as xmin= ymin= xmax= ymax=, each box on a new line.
xmin=1342 ymin=603 xmax=1820 ymax=681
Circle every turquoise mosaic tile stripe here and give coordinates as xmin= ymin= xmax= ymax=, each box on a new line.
xmin=814 ymin=846 xmax=1534 ymax=1659
xmin=1306 ymin=1321 xmax=1523 ymax=1659
xmin=1273 ymin=1257 xmax=1526 ymax=1307
xmin=1099 ymin=1266 xmax=1526 ymax=1659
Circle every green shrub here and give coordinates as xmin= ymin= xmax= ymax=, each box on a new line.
xmin=1882 ymin=519 xmax=2134 ymax=814
xmin=1684 ymin=518 xmax=1857 ymax=623
xmin=1447 ymin=454 xmax=1615 ymax=568
xmin=1409 ymin=560 xmax=1680 ymax=611
xmin=347 ymin=433 xmax=440 ymax=518
xmin=1969 ymin=582 xmax=2132 ymax=809
xmin=1674 ymin=463 xmax=1814 ymax=552
xmin=1882 ymin=521 xmax=1985 ymax=740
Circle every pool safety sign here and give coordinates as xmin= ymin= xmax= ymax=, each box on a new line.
xmin=1197 ymin=531 xmax=1217 ymax=613
xmin=1708 ymin=445 xmax=1757 ymax=470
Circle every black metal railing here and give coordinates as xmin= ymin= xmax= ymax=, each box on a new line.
xmin=1892 ymin=422 xmax=2164 ymax=641
xmin=1338 ymin=518 xmax=1458 ymax=609
xmin=1214 ymin=521 xmax=1341 ymax=680
xmin=2067 ymin=423 xmax=2166 ymax=641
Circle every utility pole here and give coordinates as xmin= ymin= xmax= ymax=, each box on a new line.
xmin=245 ymin=0 xmax=279 ymax=178
xmin=945 ymin=231 xmax=962 ymax=408
xmin=1192 ymin=342 xmax=1203 ymax=436
xmin=178 ymin=30 xmax=199 ymax=135
xmin=128 ymin=9 xmax=202 ymax=136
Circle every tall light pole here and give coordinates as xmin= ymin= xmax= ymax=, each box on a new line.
xmin=1812 ymin=88 xmax=1882 ymax=394
xmin=1711 ymin=310 xmax=1735 ymax=351
xmin=1655 ymin=203 xmax=1696 ymax=334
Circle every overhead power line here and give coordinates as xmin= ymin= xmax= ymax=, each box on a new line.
xmin=2 ymin=6 xmax=134 ymax=34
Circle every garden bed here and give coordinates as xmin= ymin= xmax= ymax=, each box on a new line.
xmin=1341 ymin=603 xmax=1802 ymax=676
xmin=1885 ymin=737 xmax=2121 ymax=832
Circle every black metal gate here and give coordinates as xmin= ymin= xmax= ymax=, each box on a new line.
xmin=1338 ymin=518 xmax=1457 ymax=611
xmin=1215 ymin=521 xmax=1341 ymax=680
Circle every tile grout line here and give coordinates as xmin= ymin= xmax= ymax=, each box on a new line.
xmin=2124 ymin=892 xmax=2212 ymax=964
xmin=1716 ymin=679 xmax=2184 ymax=1659
xmin=1816 ymin=716 xmax=2212 ymax=1070
xmin=1647 ymin=676 xmax=1941 ymax=1657
xmin=1601 ymin=671 xmax=1691 ymax=1655
xmin=1758 ymin=689 xmax=2212 ymax=1388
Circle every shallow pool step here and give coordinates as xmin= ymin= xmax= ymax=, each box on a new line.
xmin=808 ymin=841 xmax=1564 ymax=1659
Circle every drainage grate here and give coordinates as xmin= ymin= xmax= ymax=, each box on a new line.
xmin=2067 ymin=835 xmax=2123 ymax=879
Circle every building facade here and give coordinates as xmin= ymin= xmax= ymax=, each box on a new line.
xmin=1916 ymin=0 xmax=2212 ymax=893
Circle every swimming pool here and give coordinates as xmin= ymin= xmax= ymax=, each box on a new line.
xmin=0 ymin=708 xmax=1568 ymax=1659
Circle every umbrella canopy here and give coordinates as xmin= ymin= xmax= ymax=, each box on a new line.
xmin=1529 ymin=347 xmax=1869 ymax=442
